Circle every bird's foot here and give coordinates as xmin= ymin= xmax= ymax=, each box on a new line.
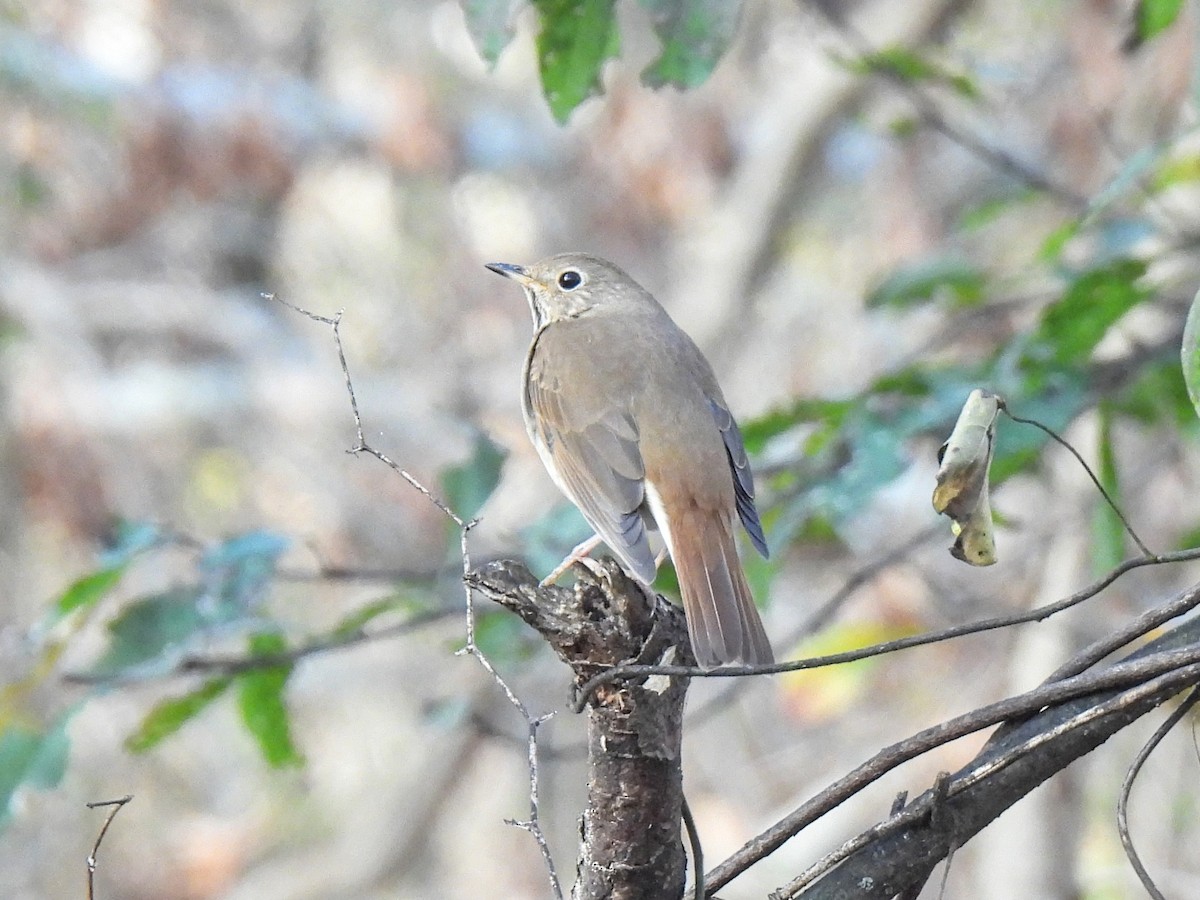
xmin=540 ymin=533 xmax=604 ymax=586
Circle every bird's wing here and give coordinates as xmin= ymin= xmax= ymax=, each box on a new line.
xmin=526 ymin=368 xmax=657 ymax=584
xmin=708 ymin=396 xmax=769 ymax=558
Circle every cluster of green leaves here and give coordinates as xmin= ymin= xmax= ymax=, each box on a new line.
xmin=744 ymin=229 xmax=1192 ymax=577
xmin=461 ymin=0 xmax=743 ymax=122
xmin=8 ymin=0 xmax=1199 ymax=823
xmin=0 ymin=523 xmax=446 ymax=821
xmin=459 ymin=0 xmax=1190 ymax=124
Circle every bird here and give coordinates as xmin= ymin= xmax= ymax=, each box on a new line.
xmin=486 ymin=252 xmax=773 ymax=668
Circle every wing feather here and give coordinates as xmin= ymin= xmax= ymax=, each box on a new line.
xmin=708 ymin=397 xmax=769 ymax=558
xmin=526 ymin=367 xmax=656 ymax=583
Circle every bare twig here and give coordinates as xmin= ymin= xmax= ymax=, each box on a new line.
xmin=1046 ymin=581 xmax=1200 ymax=682
xmin=686 ymin=527 xmax=935 ymax=728
xmin=1116 ymin=687 xmax=1200 ymax=900
xmin=272 ymin=294 xmax=564 ymax=899
xmin=62 ymin=602 xmax=463 ymax=685
xmin=706 ymin=633 xmax=1200 ymax=893
xmin=809 ymin=2 xmax=1089 ymax=211
xmin=682 ymin=795 xmax=704 ymax=900
xmin=504 ymin=711 xmax=564 ymax=898
xmin=767 ymin=657 xmax=1200 ymax=897
xmin=86 ymin=795 xmax=132 ymax=900
xmin=574 ymin=548 xmax=1200 ymax=708
xmin=1002 ymin=404 xmax=1153 ymax=557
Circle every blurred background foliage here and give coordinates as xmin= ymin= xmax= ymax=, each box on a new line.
xmin=2 ymin=0 xmax=1200 ymax=897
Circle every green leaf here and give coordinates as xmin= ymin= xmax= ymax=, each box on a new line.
xmin=740 ymin=398 xmax=854 ymax=456
xmin=1112 ymin=353 xmax=1195 ymax=426
xmin=53 ymin=566 xmax=125 ymax=620
xmin=330 ymin=592 xmax=427 ymax=639
xmin=125 ymin=678 xmax=232 ymax=753
xmin=0 ymin=715 xmax=73 ymax=826
xmin=470 ymin=607 xmax=539 ymax=662
xmin=442 ymin=432 xmax=508 ymax=520
xmin=867 ymin=256 xmax=985 ymax=309
xmin=1176 ymin=521 xmax=1200 ymax=551
xmin=1039 ymin=220 xmax=1081 ymax=263
xmin=956 ymin=191 xmax=1037 ymax=231
xmin=1135 ymin=0 xmax=1185 ymax=42
xmin=1152 ymin=152 xmax=1200 ymax=192
xmin=637 ymin=0 xmax=743 ymax=88
xmin=1182 ymin=284 xmax=1200 ymax=422
xmin=1091 ymin=405 xmax=1125 ymax=575
xmin=89 ymin=587 xmax=210 ymax=675
xmin=858 ymin=46 xmax=979 ymax=99
xmin=460 ymin=0 xmax=521 ymax=67
xmin=1022 ymin=259 xmax=1149 ymax=369
xmin=532 ymin=0 xmax=619 ymax=122
xmin=236 ymin=633 xmax=302 ymax=768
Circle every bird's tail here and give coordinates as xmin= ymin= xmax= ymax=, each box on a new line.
xmin=671 ymin=509 xmax=773 ymax=668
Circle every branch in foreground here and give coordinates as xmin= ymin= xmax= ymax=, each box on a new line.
xmin=1116 ymin=686 xmax=1200 ymax=900
xmin=572 ymin=546 xmax=1200 ymax=706
xmin=468 ymin=558 xmax=694 ymax=900
xmin=775 ymin=615 xmax=1200 ymax=898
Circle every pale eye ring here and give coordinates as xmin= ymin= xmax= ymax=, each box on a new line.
xmin=557 ymin=269 xmax=583 ymax=291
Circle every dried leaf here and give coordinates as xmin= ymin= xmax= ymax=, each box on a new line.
xmin=933 ymin=389 xmax=1001 ymax=566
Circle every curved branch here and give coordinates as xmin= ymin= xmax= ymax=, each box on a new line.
xmin=705 ymin=606 xmax=1200 ymax=894
xmin=1116 ymin=687 xmax=1200 ymax=900
xmin=573 ymin=548 xmax=1200 ymax=708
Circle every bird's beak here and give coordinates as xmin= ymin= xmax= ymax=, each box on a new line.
xmin=485 ymin=262 xmax=531 ymax=284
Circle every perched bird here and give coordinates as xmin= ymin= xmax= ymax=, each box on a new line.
xmin=486 ymin=253 xmax=773 ymax=668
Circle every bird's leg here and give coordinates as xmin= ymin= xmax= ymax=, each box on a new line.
xmin=541 ymin=533 xmax=604 ymax=586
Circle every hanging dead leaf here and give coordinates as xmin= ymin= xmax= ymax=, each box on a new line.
xmin=933 ymin=389 xmax=1001 ymax=566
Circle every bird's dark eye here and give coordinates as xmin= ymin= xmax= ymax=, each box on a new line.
xmin=557 ymin=269 xmax=583 ymax=291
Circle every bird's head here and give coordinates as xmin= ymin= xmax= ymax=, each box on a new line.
xmin=486 ymin=253 xmax=649 ymax=329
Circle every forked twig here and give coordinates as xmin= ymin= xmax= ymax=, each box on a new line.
xmin=86 ymin=795 xmax=132 ymax=900
xmin=766 ymin=656 xmax=1200 ymax=897
xmin=271 ymin=294 xmax=564 ymax=899
xmin=1116 ymin=686 xmax=1200 ymax=900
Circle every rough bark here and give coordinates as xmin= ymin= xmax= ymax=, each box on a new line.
xmin=466 ymin=558 xmax=693 ymax=900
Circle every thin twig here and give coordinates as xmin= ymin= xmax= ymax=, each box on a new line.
xmin=708 ymin=638 xmax=1200 ymax=893
xmin=686 ymin=527 xmax=935 ymax=729
xmin=86 ymin=795 xmax=132 ymax=900
xmin=769 ymin=659 xmax=1200 ymax=897
xmin=573 ymin=548 xmax=1200 ymax=709
xmin=682 ymin=795 xmax=704 ymax=900
xmin=1045 ymin=581 xmax=1200 ymax=683
xmin=504 ymin=712 xmax=564 ymax=899
xmin=809 ymin=3 xmax=1088 ymax=211
xmin=62 ymin=603 xmax=464 ymax=684
xmin=935 ymin=839 xmax=955 ymax=900
xmin=1001 ymin=404 xmax=1153 ymax=557
xmin=272 ymin=294 xmax=564 ymax=899
xmin=1117 ymin=687 xmax=1200 ymax=900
